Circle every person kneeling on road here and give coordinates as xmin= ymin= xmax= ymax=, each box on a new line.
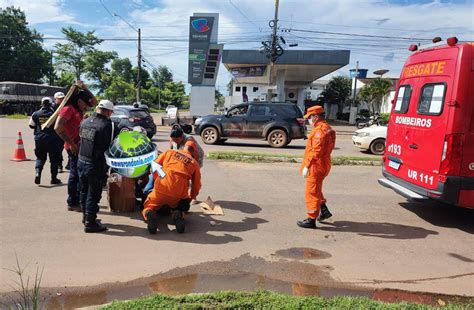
xmin=143 ymin=149 xmax=201 ymax=234
xmin=169 ymin=124 xmax=204 ymax=167
xmin=78 ymin=100 xmax=117 ymax=233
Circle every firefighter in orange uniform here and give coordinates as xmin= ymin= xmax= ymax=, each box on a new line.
xmin=297 ymin=105 xmax=335 ymax=229
xmin=143 ymin=149 xmax=201 ymax=234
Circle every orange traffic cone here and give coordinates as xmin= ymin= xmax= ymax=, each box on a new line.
xmin=11 ymin=132 xmax=31 ymax=161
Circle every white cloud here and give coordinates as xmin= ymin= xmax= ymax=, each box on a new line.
xmin=6 ymin=0 xmax=471 ymax=89
xmin=0 ymin=0 xmax=75 ymax=24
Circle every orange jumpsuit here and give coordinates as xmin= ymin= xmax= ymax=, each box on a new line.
xmin=143 ymin=149 xmax=201 ymax=220
xmin=301 ymin=120 xmax=336 ymax=219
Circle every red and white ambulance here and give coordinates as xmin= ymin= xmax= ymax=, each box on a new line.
xmin=379 ymin=38 xmax=474 ymax=208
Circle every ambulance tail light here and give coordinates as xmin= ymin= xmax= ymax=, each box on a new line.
xmin=440 ymin=134 xmax=463 ymax=175
xmin=447 ymin=37 xmax=458 ymax=46
xmin=408 ymin=44 xmax=418 ymax=52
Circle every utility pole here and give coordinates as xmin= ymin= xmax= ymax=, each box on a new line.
xmin=113 ymin=13 xmax=141 ymax=104
xmin=137 ymin=28 xmax=142 ymax=104
xmin=270 ymin=0 xmax=280 ymax=62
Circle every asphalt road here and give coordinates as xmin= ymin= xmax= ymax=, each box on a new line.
xmin=0 ymin=118 xmax=473 ymax=303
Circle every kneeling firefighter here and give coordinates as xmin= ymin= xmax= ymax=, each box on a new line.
xmin=143 ymin=149 xmax=201 ymax=234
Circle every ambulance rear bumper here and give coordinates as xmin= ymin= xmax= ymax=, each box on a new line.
xmin=378 ymin=178 xmax=426 ymax=200
xmin=379 ymin=166 xmax=474 ymax=206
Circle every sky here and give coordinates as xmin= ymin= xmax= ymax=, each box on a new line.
xmin=1 ymin=0 xmax=472 ymax=94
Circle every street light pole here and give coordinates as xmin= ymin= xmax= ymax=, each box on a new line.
xmin=137 ymin=28 xmax=142 ymax=104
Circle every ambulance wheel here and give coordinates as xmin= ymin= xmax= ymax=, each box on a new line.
xmin=268 ymin=129 xmax=288 ymax=148
xmin=370 ymin=138 xmax=385 ymax=155
xmin=201 ymin=127 xmax=220 ymax=144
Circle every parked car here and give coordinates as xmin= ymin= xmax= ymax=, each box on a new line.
xmin=111 ymin=105 xmax=156 ymax=139
xmin=352 ymin=125 xmax=387 ymax=155
xmin=194 ymin=102 xmax=306 ymax=148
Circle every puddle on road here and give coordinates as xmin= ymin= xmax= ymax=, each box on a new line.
xmin=274 ymin=247 xmax=331 ymax=260
xmin=0 ymin=254 xmax=471 ymax=309
xmin=38 ymin=273 xmax=371 ymax=309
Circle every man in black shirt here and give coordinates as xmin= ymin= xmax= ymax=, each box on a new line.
xmin=29 ymin=97 xmax=62 ymax=185
xmin=78 ymin=100 xmax=116 ymax=233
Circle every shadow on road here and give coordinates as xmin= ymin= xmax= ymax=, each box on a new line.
xmin=319 ymin=221 xmax=438 ymax=239
xmin=38 ymin=183 xmax=67 ymax=189
xmin=399 ymin=202 xmax=474 ymax=234
xmin=214 ymin=200 xmax=261 ymax=214
xmin=101 ymin=201 xmax=267 ymax=244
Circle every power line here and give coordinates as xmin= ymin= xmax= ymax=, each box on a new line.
xmin=228 ymin=0 xmax=262 ymax=33
xmin=98 ymin=0 xmax=115 ymax=18
xmin=283 ymin=28 xmax=433 ymax=41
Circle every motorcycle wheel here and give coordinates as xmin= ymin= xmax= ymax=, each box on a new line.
xmin=356 ymin=122 xmax=365 ymax=129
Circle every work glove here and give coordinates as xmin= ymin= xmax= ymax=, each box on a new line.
xmin=302 ymin=166 xmax=309 ymax=178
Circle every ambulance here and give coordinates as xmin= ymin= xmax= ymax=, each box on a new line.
xmin=378 ymin=38 xmax=474 ymax=208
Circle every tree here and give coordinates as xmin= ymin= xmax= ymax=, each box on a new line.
xmin=0 ymin=7 xmax=51 ymax=83
xmin=215 ymin=89 xmax=225 ymax=110
xmin=358 ymin=77 xmax=392 ymax=113
xmin=320 ymin=76 xmax=352 ymax=119
xmin=56 ymin=71 xmax=75 ymax=88
xmin=110 ymin=58 xmax=134 ymax=83
xmin=103 ymin=75 xmax=136 ymax=103
xmin=227 ymin=79 xmax=234 ymax=96
xmin=132 ymin=66 xmax=150 ymax=90
xmin=158 ymin=81 xmax=186 ymax=108
xmin=84 ymin=50 xmax=117 ymax=93
xmin=152 ymin=66 xmax=173 ymax=89
xmin=54 ymin=27 xmax=103 ymax=80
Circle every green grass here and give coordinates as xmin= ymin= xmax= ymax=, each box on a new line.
xmin=101 ymin=290 xmax=470 ymax=309
xmin=207 ymin=151 xmax=381 ymax=165
xmin=5 ymin=113 xmax=29 ymax=119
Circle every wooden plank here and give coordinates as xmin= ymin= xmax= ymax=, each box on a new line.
xmin=41 ymin=84 xmax=79 ymax=130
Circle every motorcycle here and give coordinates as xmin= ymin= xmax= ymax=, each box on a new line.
xmin=356 ymin=113 xmax=381 ymax=129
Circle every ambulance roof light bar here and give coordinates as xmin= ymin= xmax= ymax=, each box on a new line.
xmin=409 ymin=36 xmax=458 ymax=52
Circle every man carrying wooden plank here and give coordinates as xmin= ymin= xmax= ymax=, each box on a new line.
xmin=54 ymin=81 xmax=97 ymax=212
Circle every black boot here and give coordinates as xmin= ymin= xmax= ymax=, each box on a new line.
xmin=84 ymin=214 xmax=107 ymax=233
xmin=34 ymin=168 xmax=42 ymax=185
xmin=146 ymin=210 xmax=159 ymax=234
xmin=297 ymin=218 xmax=316 ymax=229
xmin=51 ymin=174 xmax=62 ymax=185
xmin=172 ymin=210 xmax=185 ymax=233
xmin=318 ymin=204 xmax=333 ymax=222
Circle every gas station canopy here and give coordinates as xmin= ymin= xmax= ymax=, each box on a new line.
xmin=222 ymin=50 xmax=350 ymax=85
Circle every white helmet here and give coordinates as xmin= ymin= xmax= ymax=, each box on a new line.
xmin=97 ymin=99 xmax=114 ymax=111
xmin=54 ymin=92 xmax=65 ymax=99
xmin=41 ymin=97 xmax=52 ymax=104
